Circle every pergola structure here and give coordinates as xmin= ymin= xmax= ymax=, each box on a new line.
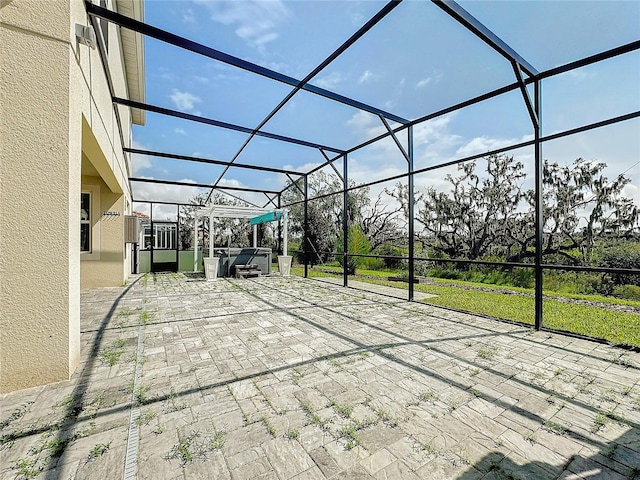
xmin=194 ymin=204 xmax=289 ymax=273
xmin=86 ymin=0 xmax=640 ymax=332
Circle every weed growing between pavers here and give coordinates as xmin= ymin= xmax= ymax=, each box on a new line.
xmin=166 ymin=429 xmax=225 ymax=466
xmin=262 ymin=415 xmax=277 ymax=438
xmin=101 ymin=339 xmax=127 ymax=366
xmin=298 ymin=399 xmax=331 ymax=431
xmin=407 ymin=389 xmax=439 ymax=407
xmin=338 ymin=424 xmax=362 ymax=450
xmin=372 ymin=406 xmax=400 ymax=427
xmin=592 ymin=409 xmax=629 ymax=434
xmin=329 ymin=399 xmax=354 ymax=419
xmin=166 ymin=387 xmax=189 ymax=412
xmin=285 ymin=428 xmax=300 ymax=439
xmin=5 ymin=391 xmax=113 ymax=478
xmin=88 ymin=441 xmax=111 ymax=459
xmin=542 ymin=420 xmax=568 ymax=435
xmin=413 ymin=441 xmax=472 ymax=468
xmin=254 ymin=380 xmax=283 ymax=414
xmin=131 ymin=384 xmax=155 ymax=406
xmin=0 ymin=401 xmax=32 ymax=435
xmin=13 ymin=457 xmax=41 ymax=480
xmin=136 ymin=409 xmax=157 ymax=426
xmin=290 ymin=366 xmax=304 ymax=385
xmin=477 ymin=345 xmax=499 ymax=360
xmin=139 ymin=310 xmax=153 ymax=325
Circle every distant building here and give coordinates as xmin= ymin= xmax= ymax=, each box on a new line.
xmin=1 ymin=0 xmax=145 ymax=392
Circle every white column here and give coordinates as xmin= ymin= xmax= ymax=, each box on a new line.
xmin=208 ymin=214 xmax=214 ymax=258
xmin=193 ymin=216 xmax=199 ymax=272
xmin=253 ymin=224 xmax=257 ymax=247
xmin=283 ymin=212 xmax=288 ymax=256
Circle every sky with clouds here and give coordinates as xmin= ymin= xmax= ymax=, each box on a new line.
xmin=130 ymin=0 xmax=639 ymax=213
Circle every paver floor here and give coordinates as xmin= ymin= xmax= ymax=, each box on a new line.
xmin=1 ymin=273 xmax=639 ymax=480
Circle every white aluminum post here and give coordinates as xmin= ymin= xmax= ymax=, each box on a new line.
xmin=194 ymin=216 xmax=199 ymax=272
xmin=283 ymin=212 xmax=288 ymax=256
xmin=208 ymin=214 xmax=214 ymax=257
xmin=253 ymin=224 xmax=257 ymax=247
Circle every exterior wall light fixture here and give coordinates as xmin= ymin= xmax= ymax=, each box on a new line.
xmin=75 ymin=24 xmax=97 ymax=49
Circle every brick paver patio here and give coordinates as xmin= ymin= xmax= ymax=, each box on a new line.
xmin=1 ymin=273 xmax=639 ymax=479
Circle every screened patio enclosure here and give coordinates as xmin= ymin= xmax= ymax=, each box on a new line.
xmin=86 ymin=0 xmax=640 ymax=339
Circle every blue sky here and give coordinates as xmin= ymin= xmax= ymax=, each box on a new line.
xmin=131 ymin=0 xmax=639 ymax=213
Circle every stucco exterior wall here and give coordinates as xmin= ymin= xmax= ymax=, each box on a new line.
xmin=1 ymin=0 xmax=78 ymax=392
xmin=81 ymin=175 xmax=129 ymax=288
xmin=1 ymin=0 xmax=137 ymax=392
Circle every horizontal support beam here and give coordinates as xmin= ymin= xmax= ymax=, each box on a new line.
xmin=539 ymin=39 xmax=640 ymax=80
xmin=124 ymin=148 xmax=304 ymax=176
xmin=132 ymin=200 xmax=206 ymax=207
xmin=114 ymin=98 xmax=344 ymax=153
xmin=129 ymin=177 xmax=280 ymax=195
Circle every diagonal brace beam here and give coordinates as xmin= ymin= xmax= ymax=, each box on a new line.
xmin=379 ymin=115 xmax=410 ymax=163
xmin=319 ymin=149 xmax=344 ymax=182
xmin=512 ymin=61 xmax=539 ymax=128
xmin=285 ymin=174 xmax=306 ymax=197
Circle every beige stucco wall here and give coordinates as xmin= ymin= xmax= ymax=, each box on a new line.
xmin=1 ymin=0 xmax=79 ymax=392
xmin=81 ymin=175 xmax=130 ymax=288
xmin=1 ymin=0 xmax=135 ymax=392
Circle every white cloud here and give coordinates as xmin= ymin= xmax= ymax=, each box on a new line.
xmin=315 ymin=72 xmax=345 ymax=89
xmin=359 ymin=70 xmax=375 ymax=84
xmin=413 ymin=115 xmax=455 ymax=145
xmin=623 ymin=182 xmax=640 ymax=207
xmin=174 ymin=128 xmax=187 ymax=136
xmin=346 ymin=110 xmax=379 ymax=132
xmin=183 ymin=8 xmax=196 ymax=23
xmin=169 ymin=89 xmax=202 ymax=112
xmin=131 ymin=140 xmax=152 ymax=175
xmin=455 ymin=133 xmax=534 ymax=158
xmin=131 ymin=177 xmax=208 ymax=205
xmin=415 ymin=72 xmax=443 ymax=89
xmin=160 ymin=72 xmax=176 ymax=82
xmin=197 ymin=0 xmax=291 ymax=52
xmin=562 ymin=69 xmax=597 ymax=81
xmin=132 ymin=156 xmax=151 ymax=176
xmin=193 ymin=75 xmax=210 ymax=84
xmin=282 ymin=161 xmax=323 ymax=174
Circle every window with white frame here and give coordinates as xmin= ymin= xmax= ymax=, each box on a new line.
xmin=81 ymin=192 xmax=91 ymax=252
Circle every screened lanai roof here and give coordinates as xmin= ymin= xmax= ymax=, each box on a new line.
xmin=88 ymin=0 xmax=640 ymax=208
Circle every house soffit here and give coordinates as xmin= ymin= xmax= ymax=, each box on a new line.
xmin=115 ymin=0 xmax=145 ymax=125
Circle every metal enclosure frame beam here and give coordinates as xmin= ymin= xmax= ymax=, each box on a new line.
xmin=114 ymin=98 xmax=344 ymax=154
xmin=432 ymin=0 xmax=538 ymax=77
xmin=343 ymin=154 xmax=349 ymax=288
xmin=534 ymin=81 xmax=543 ymax=330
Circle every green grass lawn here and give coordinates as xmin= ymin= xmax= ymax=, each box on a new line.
xmin=291 ymin=267 xmax=640 ymax=348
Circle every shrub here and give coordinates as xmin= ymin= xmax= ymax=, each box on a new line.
xmin=597 ymin=242 xmax=640 ymax=287
xmin=336 ymin=225 xmax=371 ymax=275
xmin=612 ymin=284 xmax=640 ymax=301
xmin=373 ymin=242 xmax=405 ymax=270
xmin=362 ymin=256 xmax=384 ymax=270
